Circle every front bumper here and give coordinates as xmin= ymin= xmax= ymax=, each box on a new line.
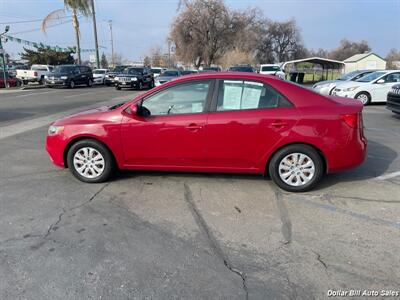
xmin=45 ymin=78 xmax=69 ymax=87
xmin=46 ymin=134 xmax=68 ymax=168
xmin=386 ymin=93 xmax=400 ymax=114
xmin=331 ymin=89 xmax=357 ymax=99
xmin=313 ymin=85 xmax=334 ymax=95
xmin=116 ymin=81 xmax=140 ymax=88
xmin=94 ymin=77 xmax=104 ymax=84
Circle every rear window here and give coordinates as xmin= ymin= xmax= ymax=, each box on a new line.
xmin=261 ymin=66 xmax=280 ymax=72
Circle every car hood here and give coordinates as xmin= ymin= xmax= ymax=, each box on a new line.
xmin=54 ymin=105 xmax=112 ymax=126
xmin=157 ymin=76 xmax=176 ymax=81
xmin=93 ymin=74 xmax=105 ymax=78
xmin=334 ymin=81 xmax=369 ymax=89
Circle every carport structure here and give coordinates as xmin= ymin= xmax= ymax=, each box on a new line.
xmin=281 ymin=57 xmax=345 ymax=84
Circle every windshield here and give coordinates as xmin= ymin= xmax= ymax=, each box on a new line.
xmin=203 ymin=67 xmax=220 ymax=71
xmin=337 ymin=71 xmax=363 ymax=81
xmin=261 ymin=66 xmax=280 ymax=72
xmin=53 ymin=66 xmax=75 ymax=73
xmin=356 ymin=71 xmax=386 ymax=82
xmin=112 ymin=66 xmax=128 ymax=73
xmin=124 ymin=68 xmax=143 ymax=75
xmin=229 ymin=66 xmax=254 ymax=72
xmin=182 ymin=70 xmax=197 ymax=75
xmin=93 ymin=70 xmax=106 ymax=74
xmin=161 ymin=71 xmax=179 ymax=77
xmin=31 ymin=66 xmax=48 ymax=71
xmin=151 ymin=69 xmax=162 ymax=74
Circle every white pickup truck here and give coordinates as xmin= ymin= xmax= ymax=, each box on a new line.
xmin=16 ymin=64 xmax=54 ymax=85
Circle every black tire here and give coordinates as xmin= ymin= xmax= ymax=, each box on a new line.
xmin=150 ymin=79 xmax=155 ymax=89
xmin=138 ymin=81 xmax=143 ymax=90
xmin=67 ymin=139 xmax=115 ymax=183
xmin=268 ymin=144 xmax=324 ymax=192
xmin=87 ymin=78 xmax=93 ymax=87
xmin=69 ymin=80 xmax=76 ymax=89
xmin=355 ymin=92 xmax=371 ymax=105
xmin=115 ymin=85 xmax=121 ymax=90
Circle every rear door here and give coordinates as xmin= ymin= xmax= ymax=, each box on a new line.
xmin=204 ymin=79 xmax=299 ymax=172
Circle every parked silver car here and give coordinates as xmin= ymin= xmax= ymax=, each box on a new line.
xmin=312 ymin=70 xmax=378 ymax=95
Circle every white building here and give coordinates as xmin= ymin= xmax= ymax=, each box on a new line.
xmin=344 ymin=52 xmax=386 ymax=73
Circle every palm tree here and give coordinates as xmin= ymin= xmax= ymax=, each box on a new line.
xmin=42 ymin=0 xmax=91 ymax=64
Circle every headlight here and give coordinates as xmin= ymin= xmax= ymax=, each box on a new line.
xmin=105 ymin=74 xmax=109 ymax=78
xmin=343 ymin=86 xmax=359 ymax=92
xmin=48 ymin=125 xmax=64 ymax=135
xmin=60 ymin=76 xmax=68 ymax=80
xmin=114 ymin=77 xmax=119 ymax=81
xmin=44 ymin=75 xmax=48 ymax=79
xmin=131 ymin=77 xmax=138 ymax=81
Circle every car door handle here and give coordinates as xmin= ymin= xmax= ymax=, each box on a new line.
xmin=186 ymin=123 xmax=203 ymax=131
xmin=270 ymin=121 xmax=288 ymax=128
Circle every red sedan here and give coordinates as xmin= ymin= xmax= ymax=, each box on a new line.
xmin=46 ymin=72 xmax=367 ymax=192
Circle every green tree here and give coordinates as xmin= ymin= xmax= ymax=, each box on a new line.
xmin=20 ymin=46 xmax=75 ymax=65
xmin=100 ymin=52 xmax=108 ymax=68
xmin=42 ymin=0 xmax=92 ymax=64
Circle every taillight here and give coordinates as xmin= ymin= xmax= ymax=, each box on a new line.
xmin=340 ymin=114 xmax=358 ymax=128
xmin=34 ymin=71 xmax=38 ymax=76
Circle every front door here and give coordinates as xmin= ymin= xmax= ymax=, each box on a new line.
xmin=205 ymin=79 xmax=299 ymax=172
xmin=371 ymin=72 xmax=400 ymax=101
xmin=121 ymin=80 xmax=214 ymax=169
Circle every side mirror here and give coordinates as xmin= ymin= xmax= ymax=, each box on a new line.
xmin=376 ymin=79 xmax=385 ymax=84
xmin=130 ymin=103 xmax=138 ymax=115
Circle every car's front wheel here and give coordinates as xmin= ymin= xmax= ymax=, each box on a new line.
xmin=69 ymin=80 xmax=76 ymax=89
xmin=355 ymin=92 xmax=371 ymax=105
xmin=268 ymin=144 xmax=324 ymax=192
xmin=67 ymin=139 xmax=115 ymax=183
xmin=87 ymin=79 xmax=93 ymax=87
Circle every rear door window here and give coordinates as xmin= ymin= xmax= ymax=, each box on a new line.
xmin=216 ymin=80 xmax=292 ymax=111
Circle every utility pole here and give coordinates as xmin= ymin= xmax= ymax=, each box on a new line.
xmin=108 ymin=20 xmax=114 ymax=68
xmin=167 ymin=39 xmax=171 ymax=68
xmin=90 ymin=0 xmax=100 ymax=69
xmin=0 ymin=25 xmax=10 ymax=89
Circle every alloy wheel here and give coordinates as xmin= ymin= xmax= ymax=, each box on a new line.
xmin=278 ymin=153 xmax=315 ymax=187
xmin=73 ymin=147 xmax=105 ymax=179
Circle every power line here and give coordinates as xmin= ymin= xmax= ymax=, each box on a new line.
xmin=0 ymin=15 xmax=77 ymax=25
xmin=9 ymin=19 xmax=76 ymax=35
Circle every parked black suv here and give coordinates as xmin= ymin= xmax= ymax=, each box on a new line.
xmin=387 ymin=84 xmax=400 ymax=114
xmin=115 ymin=67 xmax=154 ymax=90
xmin=105 ymin=65 xmax=130 ymax=86
xmin=45 ymin=65 xmax=93 ymax=88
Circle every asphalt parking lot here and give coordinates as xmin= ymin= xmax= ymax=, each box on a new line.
xmin=0 ymin=87 xmax=399 ymax=299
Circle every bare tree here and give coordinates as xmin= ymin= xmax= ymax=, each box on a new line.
xmin=385 ymin=48 xmax=400 ymax=69
xmin=170 ymin=0 xmax=236 ymax=67
xmin=329 ymin=39 xmax=371 ymax=61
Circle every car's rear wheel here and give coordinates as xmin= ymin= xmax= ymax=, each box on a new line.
xmin=138 ymin=81 xmax=143 ymax=90
xmin=355 ymin=92 xmax=371 ymax=105
xmin=115 ymin=85 xmax=121 ymax=90
xmin=87 ymin=79 xmax=93 ymax=87
xmin=67 ymin=139 xmax=114 ymax=183
xmin=268 ymin=144 xmax=324 ymax=192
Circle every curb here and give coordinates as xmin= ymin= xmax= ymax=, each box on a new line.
xmin=20 ymin=85 xmax=47 ymax=90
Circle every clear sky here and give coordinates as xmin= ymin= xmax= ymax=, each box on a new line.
xmin=1 ymin=0 xmax=399 ymax=62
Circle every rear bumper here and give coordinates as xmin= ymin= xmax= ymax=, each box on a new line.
xmin=326 ymin=133 xmax=367 ymax=173
xmin=45 ymin=79 xmax=69 ymax=87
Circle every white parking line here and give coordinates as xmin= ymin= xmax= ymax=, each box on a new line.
xmin=376 ymin=171 xmax=400 ymax=181
xmin=14 ymin=91 xmax=58 ymax=98
xmin=64 ymin=91 xmax=95 ymax=99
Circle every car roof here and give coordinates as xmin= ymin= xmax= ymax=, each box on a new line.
xmin=169 ymin=71 xmax=275 ymax=82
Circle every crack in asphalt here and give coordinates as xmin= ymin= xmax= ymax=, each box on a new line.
xmin=312 ymin=250 xmax=328 ymax=269
xmin=274 ymin=190 xmax=292 ymax=245
xmin=183 ymin=183 xmax=248 ymax=300
xmin=41 ymin=183 xmax=110 ymax=241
